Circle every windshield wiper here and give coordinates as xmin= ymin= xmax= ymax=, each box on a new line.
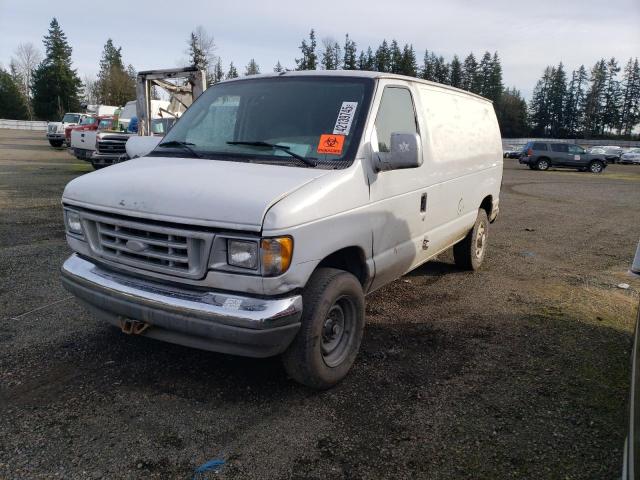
xmin=227 ymin=141 xmax=317 ymax=167
xmin=157 ymin=140 xmax=202 ymax=159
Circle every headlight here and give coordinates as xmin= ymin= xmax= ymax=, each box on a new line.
xmin=64 ymin=210 xmax=83 ymax=235
xmin=227 ymin=240 xmax=259 ymax=270
xmin=260 ymin=237 xmax=293 ymax=276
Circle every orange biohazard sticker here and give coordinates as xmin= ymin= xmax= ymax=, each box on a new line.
xmin=317 ymin=134 xmax=345 ymax=155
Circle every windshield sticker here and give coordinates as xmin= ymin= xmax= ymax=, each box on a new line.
xmin=317 ymin=134 xmax=345 ymax=155
xmin=333 ymin=102 xmax=358 ymax=135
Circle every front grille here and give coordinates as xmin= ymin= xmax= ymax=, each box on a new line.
xmin=97 ymin=140 xmax=126 ymax=155
xmin=81 ymin=211 xmax=214 ymax=279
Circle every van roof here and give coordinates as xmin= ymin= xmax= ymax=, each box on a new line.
xmin=220 ymin=70 xmax=491 ymax=103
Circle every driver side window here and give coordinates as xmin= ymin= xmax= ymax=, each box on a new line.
xmin=374 ymin=87 xmax=418 ymax=152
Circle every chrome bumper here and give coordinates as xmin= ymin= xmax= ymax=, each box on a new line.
xmin=61 ymin=254 xmax=302 ymax=357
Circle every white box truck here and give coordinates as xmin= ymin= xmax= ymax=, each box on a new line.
xmin=60 ymin=71 xmax=503 ymax=388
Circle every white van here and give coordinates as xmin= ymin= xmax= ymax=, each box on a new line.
xmin=60 ymin=71 xmax=503 ymax=388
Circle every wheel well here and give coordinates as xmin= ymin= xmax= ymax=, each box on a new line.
xmin=480 ymin=195 xmax=493 ymax=217
xmin=317 ymin=247 xmax=368 ymax=286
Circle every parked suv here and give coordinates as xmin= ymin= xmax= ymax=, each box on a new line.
xmin=519 ymin=141 xmax=607 ymax=173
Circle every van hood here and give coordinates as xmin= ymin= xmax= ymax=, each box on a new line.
xmin=62 ymin=156 xmax=329 ymax=231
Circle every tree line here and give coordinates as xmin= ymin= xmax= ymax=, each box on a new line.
xmin=1 ymin=20 xmax=638 ymax=140
xmin=529 ymin=58 xmax=640 ymax=139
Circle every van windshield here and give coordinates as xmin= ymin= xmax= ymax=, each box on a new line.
xmin=62 ymin=113 xmax=81 ymax=124
xmin=152 ymin=76 xmax=374 ymax=169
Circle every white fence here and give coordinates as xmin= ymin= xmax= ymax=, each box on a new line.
xmin=0 ymin=119 xmax=48 ymax=131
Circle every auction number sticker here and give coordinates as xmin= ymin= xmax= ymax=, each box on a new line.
xmin=317 ymin=134 xmax=345 ymax=155
xmin=333 ymin=102 xmax=358 ymax=136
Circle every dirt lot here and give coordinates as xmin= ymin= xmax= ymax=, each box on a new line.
xmin=1 ymin=128 xmax=639 ymax=479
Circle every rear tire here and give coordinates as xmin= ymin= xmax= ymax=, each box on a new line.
xmin=589 ymin=160 xmax=604 ymax=174
xmin=282 ymin=268 xmax=365 ymax=389
xmin=453 ymin=209 xmax=489 ymax=271
xmin=49 ymin=140 xmax=63 ymax=148
xmin=528 ymin=164 xmax=536 ymax=170
xmin=536 ymin=158 xmax=550 ymax=171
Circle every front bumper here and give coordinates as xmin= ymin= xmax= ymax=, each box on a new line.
xmin=90 ymin=151 xmax=128 ymax=166
xmin=47 ymin=133 xmax=64 ymax=140
xmin=61 ymin=254 xmax=302 ymax=357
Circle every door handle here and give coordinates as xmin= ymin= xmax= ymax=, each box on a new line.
xmin=420 ymin=193 xmax=427 ymax=212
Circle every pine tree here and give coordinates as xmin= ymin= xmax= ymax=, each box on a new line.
xmin=582 ymin=59 xmax=608 ymax=136
xmin=496 ymin=87 xmax=529 ymax=137
xmin=449 ymin=55 xmax=463 ymax=88
xmin=389 ymin=40 xmax=402 ymax=74
xmin=357 ymin=47 xmax=374 ymax=71
xmin=618 ymin=58 xmax=640 ymax=136
xmin=31 ymin=18 xmax=82 ymax=120
xmin=226 ymin=62 xmax=238 ymax=79
xmin=601 ymin=57 xmax=621 ymax=134
xmin=343 ymin=34 xmax=357 ymax=70
xmin=375 ymin=40 xmax=391 ymax=73
xmin=188 ymin=32 xmax=207 ymax=72
xmin=212 ymin=59 xmax=224 ymax=83
xmin=564 ymin=65 xmax=588 ymax=137
xmin=399 ymin=44 xmax=417 ymax=77
xmin=433 ymin=56 xmax=449 ymax=84
xmin=186 ymin=27 xmax=216 ymax=84
xmin=273 ymin=60 xmax=284 ymax=73
xmin=461 ymin=53 xmax=478 ymax=92
xmin=477 ymin=51 xmax=493 ymax=97
xmin=420 ymin=50 xmax=435 ymax=81
xmin=485 ymin=52 xmax=504 ymax=103
xmin=321 ymin=38 xmax=341 ymax=70
xmin=547 ymin=62 xmax=567 ymax=137
xmin=96 ymin=39 xmax=135 ymax=106
xmin=295 ymin=30 xmax=317 ymax=70
xmin=245 ymin=59 xmax=260 ymax=76
xmin=529 ymin=66 xmax=554 ymax=136
xmin=0 ymin=67 xmax=29 ymax=119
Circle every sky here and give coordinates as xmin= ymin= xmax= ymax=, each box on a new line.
xmin=1 ymin=0 xmax=639 ymax=99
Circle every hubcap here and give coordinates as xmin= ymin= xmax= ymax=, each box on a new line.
xmin=539 ymin=160 xmax=548 ymax=170
xmin=475 ymin=223 xmax=486 ymax=259
xmin=321 ymin=296 xmax=356 ymax=367
xmin=591 ymin=163 xmax=602 ymax=173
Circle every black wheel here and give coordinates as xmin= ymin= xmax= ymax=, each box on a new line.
xmin=453 ymin=209 xmax=489 ymax=271
xmin=589 ymin=160 xmax=604 ymax=174
xmin=282 ymin=268 xmax=365 ymax=389
xmin=49 ymin=140 xmax=63 ymax=148
xmin=90 ymin=161 xmax=105 ymax=170
xmin=536 ymin=158 xmax=550 ymax=171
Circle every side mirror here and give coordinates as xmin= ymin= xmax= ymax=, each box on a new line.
xmin=374 ymin=132 xmax=423 ymax=172
xmin=125 ymin=135 xmax=162 ymax=159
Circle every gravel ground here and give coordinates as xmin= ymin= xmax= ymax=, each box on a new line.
xmin=1 ymin=129 xmax=639 ymax=479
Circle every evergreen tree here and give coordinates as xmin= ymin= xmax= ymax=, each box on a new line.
xmin=245 ymin=59 xmax=260 ymax=76
xmin=449 ymin=55 xmax=463 ymax=88
xmin=357 ymin=47 xmax=374 ymax=71
xmin=186 ymin=26 xmax=216 ymax=84
xmin=602 ymin=57 xmax=621 ymax=134
xmin=529 ymin=66 xmax=554 ymax=136
xmin=343 ymin=34 xmax=357 ymax=70
xmin=563 ymin=65 xmax=588 ymax=137
xmin=582 ymin=59 xmax=608 ymax=136
xmin=389 ymin=40 xmax=402 ymax=74
xmin=375 ymin=40 xmax=391 ymax=72
xmin=478 ymin=51 xmax=493 ymax=96
xmin=295 ymin=30 xmax=317 ymax=70
xmin=618 ymin=58 xmax=640 ymax=136
xmin=226 ymin=62 xmax=238 ymax=79
xmin=320 ymin=38 xmax=341 ymax=70
xmin=212 ymin=59 xmax=224 ymax=83
xmin=188 ymin=32 xmax=207 ymax=72
xmin=273 ymin=60 xmax=284 ymax=73
xmin=420 ymin=50 xmax=435 ymax=81
xmin=96 ymin=39 xmax=135 ymax=106
xmin=485 ymin=52 xmax=504 ymax=102
xmin=496 ymin=87 xmax=529 ymax=137
xmin=433 ymin=56 xmax=449 ymax=84
xmin=0 ymin=67 xmax=29 ymax=119
xmin=399 ymin=44 xmax=417 ymax=77
xmin=547 ymin=62 xmax=567 ymax=137
xmin=461 ymin=53 xmax=478 ymax=92
xmin=31 ymin=18 xmax=82 ymax=120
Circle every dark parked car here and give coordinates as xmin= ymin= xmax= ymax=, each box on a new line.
xmin=589 ymin=145 xmax=624 ymax=164
xmin=519 ymin=141 xmax=608 ymax=173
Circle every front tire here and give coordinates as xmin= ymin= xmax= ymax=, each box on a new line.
xmin=589 ymin=160 xmax=604 ymax=174
xmin=453 ymin=209 xmax=489 ymax=271
xmin=536 ymin=158 xmax=550 ymax=171
xmin=282 ymin=268 xmax=365 ymax=389
xmin=49 ymin=139 xmax=63 ymax=148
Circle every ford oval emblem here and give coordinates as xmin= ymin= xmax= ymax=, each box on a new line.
xmin=126 ymin=240 xmax=148 ymax=252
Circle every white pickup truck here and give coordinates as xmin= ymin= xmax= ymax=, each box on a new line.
xmin=60 ymin=71 xmax=503 ymax=388
xmin=47 ymin=113 xmax=89 ymax=147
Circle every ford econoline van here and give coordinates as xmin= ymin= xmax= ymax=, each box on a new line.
xmin=60 ymin=71 xmax=503 ymax=389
